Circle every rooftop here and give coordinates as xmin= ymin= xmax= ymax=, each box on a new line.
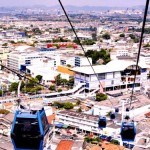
xmin=47 ymin=114 xmax=55 ymax=124
xmin=71 ymin=60 xmax=147 ymax=74
xmin=56 ymin=140 xmax=74 ymax=150
xmin=88 ymin=142 xmax=125 ymax=150
xmin=57 ymin=110 xmax=99 ymax=122
xmin=15 ymin=45 xmax=33 ymax=52
xmin=95 ymin=93 xmax=150 ymax=110
xmin=145 ymin=112 xmax=150 ymax=118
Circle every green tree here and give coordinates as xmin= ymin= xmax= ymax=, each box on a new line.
xmin=73 ymin=39 xmax=80 ymax=45
xmin=77 ymin=107 xmax=82 ymax=113
xmin=133 ymin=38 xmax=139 ymax=43
xmin=144 ymin=43 xmax=150 ymax=47
xmin=9 ymin=82 xmax=19 ymax=92
xmin=102 ymin=33 xmax=110 ymax=40
xmin=63 ymin=102 xmax=74 ymax=109
xmin=106 ymin=111 xmax=112 ymax=117
xmin=9 ymin=40 xmax=16 ymax=44
xmin=110 ymin=139 xmax=119 ymax=145
xmin=61 ymin=79 xmax=68 ymax=86
xmin=85 ymin=49 xmax=111 ymax=64
xmin=66 ymin=44 xmax=73 ymax=48
xmin=53 ymin=43 xmax=60 ymax=49
xmin=27 ymin=77 xmax=38 ymax=88
xmin=68 ymin=77 xmax=74 ymax=87
xmin=0 ymin=90 xmax=2 ymax=96
xmin=129 ymin=34 xmax=135 ymax=39
xmin=55 ymin=74 xmax=62 ymax=86
xmin=84 ymin=137 xmax=92 ymax=143
xmin=32 ymin=28 xmax=42 ymax=35
xmin=120 ymin=33 xmax=125 ymax=37
xmin=2 ymin=43 xmax=8 ymax=47
xmin=49 ymin=85 xmax=56 ymax=91
xmin=30 ymin=88 xmax=36 ymax=94
xmin=0 ymin=109 xmax=10 ymax=115
xmin=35 ymin=75 xmax=42 ymax=83
xmin=96 ymin=93 xmax=107 ymax=101
xmin=58 ymin=88 xmax=62 ymax=92
xmin=67 ymin=64 xmax=71 ymax=67
xmin=34 ymin=86 xmax=43 ymax=91
xmin=76 ymin=100 xmax=81 ymax=105
xmin=82 ymin=39 xmax=95 ymax=45
xmin=53 ymin=102 xmax=64 ymax=108
xmin=22 ymin=87 xmax=32 ymax=93
xmin=92 ymin=33 xmax=97 ymax=41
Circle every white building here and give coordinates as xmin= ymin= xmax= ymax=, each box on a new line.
xmin=7 ymin=52 xmax=43 ymax=70
xmin=71 ymin=60 xmax=148 ymax=92
xmin=56 ymin=110 xmax=119 ymax=136
xmin=60 ymin=55 xmax=92 ymax=67
xmin=26 ymin=66 xmax=70 ymax=85
xmin=73 ymin=33 xmax=92 ymax=40
xmin=144 ymin=37 xmax=150 ymax=44
xmin=117 ymin=49 xmax=129 ymax=57
xmin=140 ymin=51 xmax=150 ymax=65
xmin=111 ymin=49 xmax=129 ymax=60
xmin=7 ymin=45 xmax=91 ymax=71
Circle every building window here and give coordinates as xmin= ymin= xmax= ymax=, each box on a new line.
xmin=98 ymin=73 xmax=105 ymax=80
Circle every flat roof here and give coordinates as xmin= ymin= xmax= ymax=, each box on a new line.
xmin=58 ymin=110 xmax=99 ymax=122
xmin=71 ymin=60 xmax=148 ymax=74
xmin=95 ymin=93 xmax=150 ymax=110
xmin=17 ymin=113 xmax=37 ymax=119
xmin=26 ymin=66 xmax=58 ymax=76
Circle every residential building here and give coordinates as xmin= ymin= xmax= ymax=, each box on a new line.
xmin=140 ymin=51 xmax=150 ymax=65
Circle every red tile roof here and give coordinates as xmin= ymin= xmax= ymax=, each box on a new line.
xmin=56 ymin=140 xmax=74 ymax=150
xmin=3 ymin=102 xmax=13 ymax=107
xmin=145 ymin=112 xmax=150 ymax=118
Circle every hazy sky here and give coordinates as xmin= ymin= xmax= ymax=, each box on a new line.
xmin=0 ymin=0 xmax=146 ymax=7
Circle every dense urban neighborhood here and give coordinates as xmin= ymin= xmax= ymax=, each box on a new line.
xmin=0 ymin=2 xmax=150 ymax=150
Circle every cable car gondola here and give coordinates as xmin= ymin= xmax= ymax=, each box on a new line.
xmin=115 ymin=108 xmax=119 ymax=113
xmin=120 ymin=122 xmax=136 ymax=142
xmin=98 ymin=116 xmax=107 ymax=128
xmin=126 ymin=108 xmax=130 ymax=112
xmin=11 ymin=108 xmax=52 ymax=150
xmin=110 ymin=112 xmax=116 ymax=120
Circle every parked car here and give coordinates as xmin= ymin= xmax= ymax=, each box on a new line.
xmin=66 ymin=130 xmax=72 ymax=134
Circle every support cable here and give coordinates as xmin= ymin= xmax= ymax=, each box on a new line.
xmin=129 ymin=0 xmax=149 ymax=109
xmin=58 ymin=0 xmax=114 ymax=107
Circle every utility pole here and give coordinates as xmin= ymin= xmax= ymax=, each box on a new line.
xmin=122 ymin=101 xmax=125 ymax=122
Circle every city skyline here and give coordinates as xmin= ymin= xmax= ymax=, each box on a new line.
xmin=0 ymin=0 xmax=146 ymax=7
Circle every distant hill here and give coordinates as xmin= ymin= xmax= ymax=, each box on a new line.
xmin=48 ymin=5 xmax=145 ymax=11
xmin=0 ymin=5 xmax=145 ymax=12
